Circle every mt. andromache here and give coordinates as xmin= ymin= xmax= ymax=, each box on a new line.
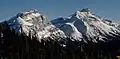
xmin=1 ymin=8 xmax=120 ymax=43
xmin=52 ymin=8 xmax=120 ymax=43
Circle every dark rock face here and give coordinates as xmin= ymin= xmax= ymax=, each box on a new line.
xmin=0 ymin=22 xmax=120 ymax=59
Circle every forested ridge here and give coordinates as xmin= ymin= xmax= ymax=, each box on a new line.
xmin=0 ymin=22 xmax=120 ymax=59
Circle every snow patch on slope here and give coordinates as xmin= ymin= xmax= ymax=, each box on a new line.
xmin=60 ymin=22 xmax=83 ymax=41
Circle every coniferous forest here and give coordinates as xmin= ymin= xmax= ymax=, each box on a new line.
xmin=0 ymin=22 xmax=120 ymax=59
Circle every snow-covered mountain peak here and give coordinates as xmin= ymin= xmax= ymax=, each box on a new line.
xmin=7 ymin=10 xmax=48 ymax=32
xmin=5 ymin=10 xmax=66 ymax=42
xmin=75 ymin=8 xmax=91 ymax=14
xmin=52 ymin=9 xmax=120 ymax=42
xmin=16 ymin=9 xmax=42 ymax=21
xmin=72 ymin=8 xmax=101 ymax=22
xmin=80 ymin=8 xmax=91 ymax=12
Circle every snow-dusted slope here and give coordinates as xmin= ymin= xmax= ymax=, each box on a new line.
xmin=52 ymin=8 xmax=120 ymax=43
xmin=6 ymin=10 xmax=66 ymax=42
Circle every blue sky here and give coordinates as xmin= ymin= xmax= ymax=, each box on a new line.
xmin=0 ymin=0 xmax=120 ymax=21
